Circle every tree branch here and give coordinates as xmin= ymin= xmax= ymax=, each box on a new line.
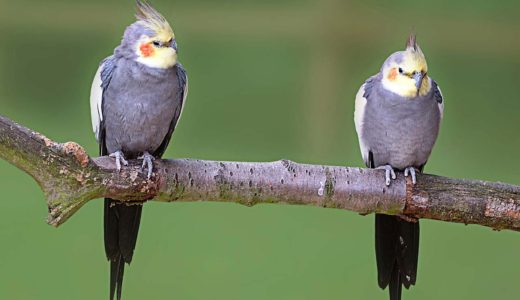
xmin=1 ymin=114 xmax=519 ymax=231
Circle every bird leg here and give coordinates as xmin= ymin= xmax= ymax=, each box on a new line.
xmin=108 ymin=150 xmax=129 ymax=172
xmin=404 ymin=167 xmax=418 ymax=184
xmin=138 ymin=152 xmax=155 ymax=179
xmin=375 ymin=165 xmax=396 ymax=186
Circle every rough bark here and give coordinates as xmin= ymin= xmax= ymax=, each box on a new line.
xmin=1 ymin=114 xmax=519 ymax=231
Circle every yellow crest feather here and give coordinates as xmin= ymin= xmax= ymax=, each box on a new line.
xmin=135 ymin=0 xmax=174 ymax=38
xmin=404 ymin=33 xmax=427 ymax=73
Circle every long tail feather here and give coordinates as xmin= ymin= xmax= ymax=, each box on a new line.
xmin=389 ymin=263 xmax=402 ymax=300
xmin=375 ymin=214 xmax=419 ymax=300
xmin=105 ymin=199 xmax=142 ymax=300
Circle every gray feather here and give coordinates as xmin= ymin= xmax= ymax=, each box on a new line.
xmin=359 ymin=75 xmax=442 ymax=170
xmin=102 ymin=58 xmax=185 ymax=158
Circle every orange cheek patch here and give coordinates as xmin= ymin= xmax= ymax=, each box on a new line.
xmin=139 ymin=43 xmax=154 ymax=57
xmin=388 ymin=68 xmax=397 ymax=81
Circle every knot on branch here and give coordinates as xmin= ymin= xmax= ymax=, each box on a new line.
xmin=485 ymin=198 xmax=520 ymax=226
xmin=60 ymin=142 xmax=90 ymax=167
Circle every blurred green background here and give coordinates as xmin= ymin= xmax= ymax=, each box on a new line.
xmin=0 ymin=0 xmax=519 ymax=299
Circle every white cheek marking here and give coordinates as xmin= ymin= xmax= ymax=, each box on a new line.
xmin=134 ymin=35 xmax=177 ymax=69
xmin=382 ymin=74 xmax=417 ymax=98
xmin=135 ymin=48 xmax=177 ymax=69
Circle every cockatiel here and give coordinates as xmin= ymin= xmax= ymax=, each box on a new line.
xmin=89 ymin=1 xmax=188 ymax=299
xmin=354 ymin=33 xmax=443 ymax=300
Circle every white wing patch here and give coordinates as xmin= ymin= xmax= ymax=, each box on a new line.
xmin=354 ymin=83 xmax=369 ymax=165
xmin=176 ymin=76 xmax=188 ymax=126
xmin=436 ymin=84 xmax=444 ymax=120
xmin=90 ymin=64 xmax=104 ymax=142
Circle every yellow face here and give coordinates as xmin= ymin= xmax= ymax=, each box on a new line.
xmin=133 ymin=1 xmax=178 ymax=69
xmin=135 ymin=31 xmax=177 ymax=69
xmin=382 ymin=50 xmax=431 ymax=98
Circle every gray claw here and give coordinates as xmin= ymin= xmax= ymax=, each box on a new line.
xmin=376 ymin=165 xmax=396 ymax=186
xmin=404 ymin=167 xmax=417 ymax=184
xmin=138 ymin=152 xmax=155 ymax=179
xmin=109 ymin=151 xmax=128 ymax=172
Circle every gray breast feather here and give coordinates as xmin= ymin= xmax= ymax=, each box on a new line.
xmin=355 ymin=75 xmax=442 ymax=169
xmin=100 ymin=58 xmax=186 ymax=158
xmin=152 ymin=63 xmax=188 ymax=158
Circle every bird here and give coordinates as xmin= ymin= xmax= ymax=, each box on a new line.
xmin=354 ymin=33 xmax=444 ymax=300
xmin=89 ymin=1 xmax=188 ymax=299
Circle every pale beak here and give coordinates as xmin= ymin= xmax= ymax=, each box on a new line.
xmin=413 ymin=71 xmax=425 ymax=90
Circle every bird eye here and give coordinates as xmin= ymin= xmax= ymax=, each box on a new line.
xmin=152 ymin=41 xmax=161 ymax=47
xmin=398 ymin=67 xmax=404 ymax=74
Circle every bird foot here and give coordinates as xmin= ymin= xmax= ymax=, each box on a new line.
xmin=138 ymin=152 xmax=155 ymax=179
xmin=375 ymin=165 xmax=396 ymax=186
xmin=404 ymin=167 xmax=418 ymax=185
xmin=109 ymin=151 xmax=128 ymax=172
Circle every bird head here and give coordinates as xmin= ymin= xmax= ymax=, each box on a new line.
xmin=123 ymin=1 xmax=178 ymax=69
xmin=381 ymin=33 xmax=431 ymax=98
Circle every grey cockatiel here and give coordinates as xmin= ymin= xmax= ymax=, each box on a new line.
xmin=354 ymin=33 xmax=444 ymax=300
xmin=89 ymin=1 xmax=188 ymax=299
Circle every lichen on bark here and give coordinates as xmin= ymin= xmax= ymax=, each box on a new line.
xmin=1 ymin=114 xmax=520 ymax=231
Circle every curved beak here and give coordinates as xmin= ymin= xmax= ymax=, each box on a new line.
xmin=413 ymin=71 xmax=425 ymax=90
